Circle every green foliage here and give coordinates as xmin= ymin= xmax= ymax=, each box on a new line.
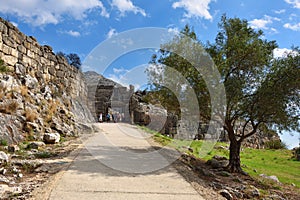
xmin=264 ymin=140 xmax=287 ymax=150
xmin=0 ymin=139 xmax=8 ymax=146
xmin=0 ymin=58 xmax=8 ymax=73
xmin=56 ymin=51 xmax=81 ymax=70
xmin=147 ymin=15 xmax=300 ymax=172
xmin=34 ymin=151 xmax=55 ymax=158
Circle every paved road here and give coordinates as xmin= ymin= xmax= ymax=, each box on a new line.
xmin=47 ymin=123 xmax=205 ymax=200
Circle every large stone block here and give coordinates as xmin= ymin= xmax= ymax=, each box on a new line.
xmin=2 ymin=35 xmax=16 ymax=48
xmin=0 ymin=21 xmax=7 ymax=34
xmin=2 ymin=55 xmax=17 ymax=66
xmin=2 ymin=44 xmax=11 ymax=55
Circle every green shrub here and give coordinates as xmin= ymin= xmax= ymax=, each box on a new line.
xmin=265 ymin=139 xmax=287 ymax=149
xmin=0 ymin=59 xmax=8 ymax=73
xmin=0 ymin=139 xmax=8 ymax=146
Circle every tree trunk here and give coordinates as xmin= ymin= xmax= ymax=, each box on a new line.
xmin=227 ymin=139 xmax=243 ymax=173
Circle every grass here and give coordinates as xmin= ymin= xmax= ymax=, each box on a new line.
xmin=139 ymin=126 xmax=300 ymax=188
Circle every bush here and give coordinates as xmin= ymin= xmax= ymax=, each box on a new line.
xmin=0 ymin=59 xmax=8 ymax=73
xmin=264 ymin=139 xmax=287 ymax=149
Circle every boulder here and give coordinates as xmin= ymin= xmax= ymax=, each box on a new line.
xmin=259 ymin=174 xmax=280 ymax=183
xmin=8 ymin=145 xmax=20 ymax=153
xmin=219 ymin=189 xmax=233 ymax=200
xmin=27 ymin=141 xmax=46 ymax=149
xmin=0 ymin=151 xmax=8 ymax=164
xmin=43 ymin=132 xmax=60 ymax=144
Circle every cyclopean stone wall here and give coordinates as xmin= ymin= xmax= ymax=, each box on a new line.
xmin=0 ymin=17 xmax=94 ymax=144
xmin=0 ymin=18 xmax=87 ymax=101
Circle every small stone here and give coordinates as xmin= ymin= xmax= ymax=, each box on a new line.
xmin=219 ymin=189 xmax=233 ymax=200
xmin=27 ymin=141 xmax=46 ymax=149
xmin=0 ymin=167 xmax=7 ymax=175
xmin=18 ymin=173 xmax=23 ymax=178
xmin=0 ymin=151 xmax=9 ymax=164
xmin=43 ymin=132 xmax=60 ymax=144
xmin=8 ymin=145 xmax=20 ymax=153
xmin=259 ymin=174 xmax=280 ymax=183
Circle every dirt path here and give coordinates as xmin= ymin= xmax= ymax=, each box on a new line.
xmin=33 ymin=123 xmax=205 ymax=200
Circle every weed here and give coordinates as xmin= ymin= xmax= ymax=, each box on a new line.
xmin=24 ymin=108 xmax=38 ymax=122
xmin=0 ymin=100 xmax=19 ymax=114
xmin=0 ymin=139 xmax=8 ymax=146
xmin=0 ymin=58 xmax=8 ymax=73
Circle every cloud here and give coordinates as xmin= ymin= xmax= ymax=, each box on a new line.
xmin=284 ymin=22 xmax=300 ymax=31
xmin=106 ymin=28 xmax=118 ymax=39
xmin=111 ymin=0 xmax=146 ymax=17
xmin=274 ymin=9 xmax=286 ymax=14
xmin=172 ymin=0 xmax=213 ymax=20
xmin=249 ymin=15 xmax=280 ymax=30
xmin=285 ymin=0 xmax=300 ymax=9
xmin=0 ymin=0 xmax=108 ymax=26
xmin=113 ymin=67 xmax=129 ymax=74
xmin=65 ymin=30 xmax=81 ymax=37
xmin=273 ymin=48 xmax=299 ymax=58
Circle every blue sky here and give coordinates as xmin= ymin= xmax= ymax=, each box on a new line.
xmin=0 ymin=0 xmax=299 ymax=148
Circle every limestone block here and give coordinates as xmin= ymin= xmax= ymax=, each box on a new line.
xmin=23 ymin=41 xmax=31 ymax=49
xmin=2 ymin=44 xmax=11 ymax=55
xmin=2 ymin=55 xmax=17 ymax=66
xmin=17 ymin=45 xmax=27 ymax=54
xmin=22 ymin=55 xmax=32 ymax=66
xmin=56 ymin=70 xmax=64 ymax=78
xmin=11 ymin=48 xmax=18 ymax=58
xmin=41 ymin=56 xmax=50 ymax=66
xmin=8 ymin=29 xmax=21 ymax=44
xmin=0 ymin=21 xmax=7 ymax=34
xmin=2 ymin=35 xmax=16 ymax=48
xmin=27 ymin=49 xmax=35 ymax=58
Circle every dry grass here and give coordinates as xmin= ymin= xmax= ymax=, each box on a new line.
xmin=25 ymin=108 xmax=38 ymax=122
xmin=0 ymin=100 xmax=19 ymax=114
xmin=20 ymin=85 xmax=28 ymax=97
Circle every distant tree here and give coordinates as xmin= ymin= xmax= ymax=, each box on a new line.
xmin=148 ymin=17 xmax=300 ymax=173
xmin=56 ymin=52 xmax=81 ymax=70
xmin=67 ymin=53 xmax=81 ymax=69
xmin=56 ymin=51 xmax=67 ymax=58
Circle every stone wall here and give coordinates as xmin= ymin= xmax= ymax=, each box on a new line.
xmin=0 ymin=17 xmax=94 ymax=144
xmin=0 ymin=17 xmax=87 ymax=101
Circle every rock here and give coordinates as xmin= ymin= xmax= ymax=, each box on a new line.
xmin=24 ymin=74 xmax=38 ymax=89
xmin=0 ymin=175 xmax=10 ymax=184
xmin=213 ymin=155 xmax=228 ymax=160
xmin=0 ymin=167 xmax=7 ymax=175
xmin=216 ymin=171 xmax=232 ymax=177
xmin=8 ymin=145 xmax=20 ymax=153
xmin=27 ymin=141 xmax=46 ymax=149
xmin=207 ymin=158 xmax=229 ymax=169
xmin=219 ymin=189 xmax=233 ymax=200
xmin=0 ymin=151 xmax=9 ymax=164
xmin=259 ymin=174 xmax=280 ymax=183
xmin=43 ymin=132 xmax=60 ymax=144
xmin=244 ymin=185 xmax=260 ymax=198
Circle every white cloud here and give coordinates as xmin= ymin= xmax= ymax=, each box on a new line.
xmin=172 ymin=0 xmax=213 ymax=20
xmin=106 ymin=28 xmax=118 ymax=39
xmin=249 ymin=15 xmax=280 ymax=30
xmin=111 ymin=0 xmax=146 ymax=17
xmin=285 ymin=0 xmax=300 ymax=9
xmin=273 ymin=48 xmax=299 ymax=58
xmin=284 ymin=22 xmax=300 ymax=31
xmin=113 ymin=67 xmax=129 ymax=74
xmin=0 ymin=0 xmax=108 ymax=26
xmin=274 ymin=9 xmax=286 ymax=14
xmin=58 ymin=30 xmax=81 ymax=37
xmin=66 ymin=30 xmax=81 ymax=37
